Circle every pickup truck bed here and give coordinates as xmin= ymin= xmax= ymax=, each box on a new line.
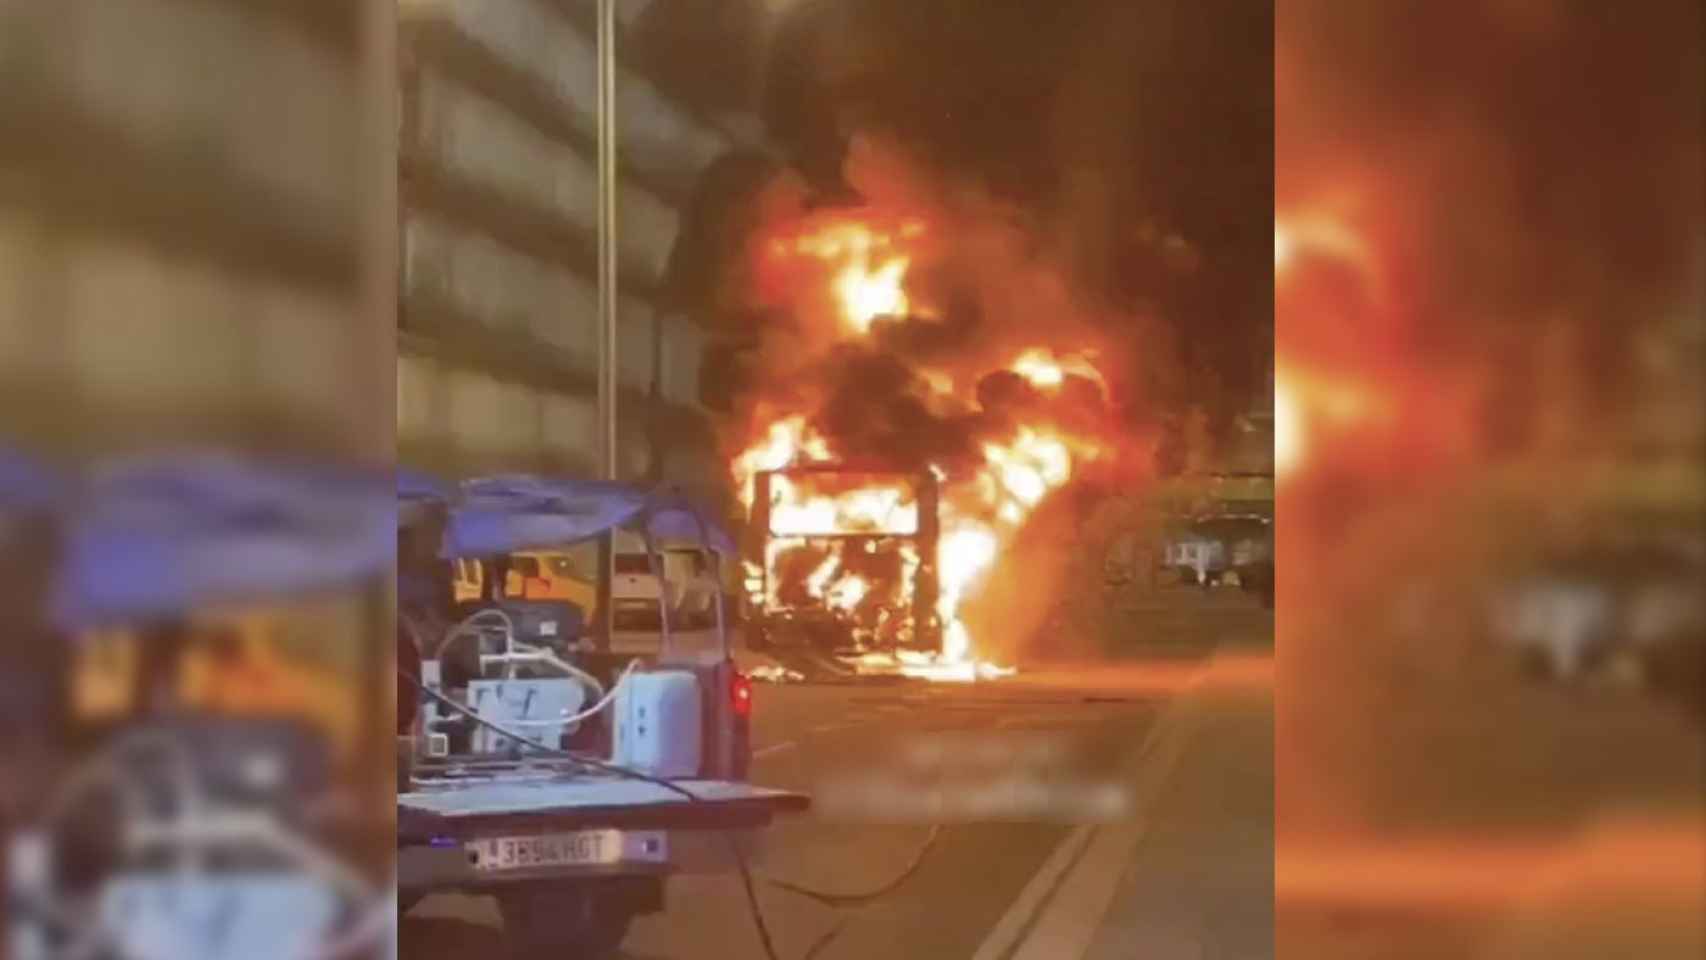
xmin=398 ymin=775 xmax=808 ymax=902
xmin=399 ymin=776 xmax=809 ymax=840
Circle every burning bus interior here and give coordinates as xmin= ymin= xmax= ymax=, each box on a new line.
xmin=746 ymin=466 xmax=942 ymax=661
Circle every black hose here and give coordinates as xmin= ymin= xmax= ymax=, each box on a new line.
xmin=758 ymin=824 xmax=944 ymax=907
xmin=800 ymin=918 xmax=849 ymax=960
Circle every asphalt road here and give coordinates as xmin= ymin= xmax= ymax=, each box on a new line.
xmin=401 ymin=588 xmax=1275 ymax=960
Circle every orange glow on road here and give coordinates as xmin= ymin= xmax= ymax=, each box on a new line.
xmin=1280 ymin=816 xmax=1706 ymax=910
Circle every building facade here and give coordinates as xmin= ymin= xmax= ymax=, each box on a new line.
xmin=397 ymin=0 xmax=750 ymax=509
xmin=0 ymin=0 xmax=392 ymax=465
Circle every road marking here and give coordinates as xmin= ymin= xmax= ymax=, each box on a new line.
xmin=973 ymin=666 xmax=1211 ymax=960
xmin=752 ymin=740 xmax=798 ymax=758
xmin=1010 ymin=821 xmax=1148 ymax=960
xmin=969 ymin=825 xmax=1097 ymax=960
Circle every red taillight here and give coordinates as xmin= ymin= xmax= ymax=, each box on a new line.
xmin=731 ymin=671 xmax=753 ymax=718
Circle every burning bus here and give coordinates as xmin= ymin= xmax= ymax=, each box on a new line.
xmin=745 ymin=465 xmax=942 ymax=655
xmin=701 ymin=136 xmax=1155 ymax=679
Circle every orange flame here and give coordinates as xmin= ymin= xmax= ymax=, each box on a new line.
xmin=837 ymin=258 xmax=909 ymax=334
xmin=1273 ymin=361 xmax=1390 ymax=481
xmin=785 ymin=221 xmax=915 ymax=335
xmin=733 ymin=415 xmax=832 ymax=506
xmin=767 ymin=475 xmax=919 ymax=536
xmin=1274 ymin=209 xmax=1401 ymax=480
xmin=1010 ymin=348 xmax=1109 ymax=396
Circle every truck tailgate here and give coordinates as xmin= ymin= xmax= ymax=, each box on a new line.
xmin=398 ymin=777 xmax=809 ymax=841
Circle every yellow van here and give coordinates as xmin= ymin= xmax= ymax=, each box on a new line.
xmin=450 ymin=550 xmax=599 ymax=619
xmin=506 ymin=550 xmax=599 ymax=615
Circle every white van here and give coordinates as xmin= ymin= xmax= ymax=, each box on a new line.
xmin=610 ymin=530 xmax=721 ymax=629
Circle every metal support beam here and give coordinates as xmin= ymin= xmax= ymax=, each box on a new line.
xmin=596 ymin=0 xmax=620 ymax=481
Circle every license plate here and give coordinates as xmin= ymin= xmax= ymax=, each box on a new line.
xmin=466 ymin=830 xmax=664 ymax=873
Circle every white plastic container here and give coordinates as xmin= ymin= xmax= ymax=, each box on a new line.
xmin=466 ymin=678 xmax=585 ymax=754
xmin=612 ymin=671 xmax=702 ymax=778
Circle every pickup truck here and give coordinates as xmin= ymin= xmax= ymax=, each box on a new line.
xmin=397 ymin=474 xmax=808 ymax=957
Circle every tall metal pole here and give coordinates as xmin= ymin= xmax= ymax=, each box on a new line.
xmin=596 ymin=0 xmax=620 ymax=480
xmin=595 ymin=0 xmax=620 ymax=649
